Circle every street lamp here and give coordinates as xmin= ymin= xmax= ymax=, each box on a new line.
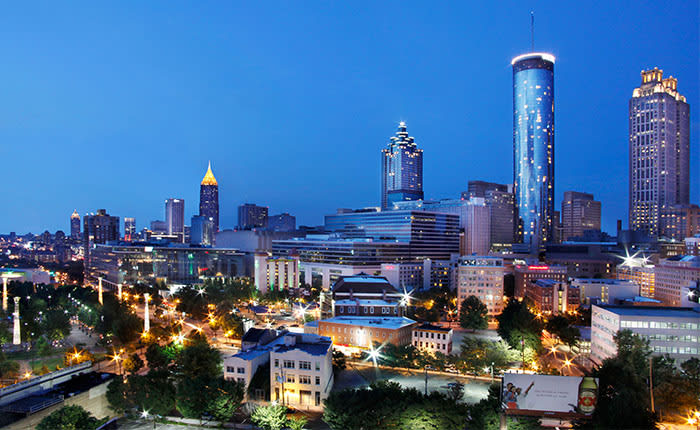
xmin=687 ymin=411 xmax=700 ymax=430
xmin=111 ymin=351 xmax=123 ymax=375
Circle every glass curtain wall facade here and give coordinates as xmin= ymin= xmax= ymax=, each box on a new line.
xmin=88 ymin=242 xmax=246 ymax=285
xmin=324 ymin=210 xmax=459 ymax=259
xmin=381 ymin=122 xmax=424 ymax=209
xmin=512 ymin=53 xmax=555 ymax=252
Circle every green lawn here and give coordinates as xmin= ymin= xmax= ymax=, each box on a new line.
xmin=30 ymin=357 xmax=65 ymax=373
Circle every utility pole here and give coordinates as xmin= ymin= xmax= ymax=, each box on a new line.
xmin=649 ymin=356 xmax=655 ymax=413
xmin=424 ymin=365 xmax=428 ymax=395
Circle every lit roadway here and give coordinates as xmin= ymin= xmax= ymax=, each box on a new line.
xmin=540 ymin=333 xmax=584 ymax=377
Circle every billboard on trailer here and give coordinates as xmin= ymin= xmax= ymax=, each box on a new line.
xmin=502 ymin=373 xmax=598 ymax=417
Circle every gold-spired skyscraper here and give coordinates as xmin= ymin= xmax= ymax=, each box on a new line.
xmin=629 ymin=68 xmax=689 ymax=236
xmin=199 ymin=162 xmax=219 ymax=232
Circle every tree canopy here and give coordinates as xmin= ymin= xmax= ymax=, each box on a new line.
xmin=459 ymin=295 xmax=488 ymax=331
xmin=36 ymin=405 xmax=106 ymax=430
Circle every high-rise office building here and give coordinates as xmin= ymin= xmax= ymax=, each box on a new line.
xmin=200 ymin=162 xmax=219 ymax=232
xmin=124 ymin=217 xmax=136 ymax=241
xmin=150 ymin=220 xmax=167 ymax=233
xmin=191 ymin=215 xmax=214 ymax=246
xmin=268 ymin=213 xmax=296 ymax=232
xmin=381 ymin=122 xmax=423 ymax=209
xmin=238 ymin=203 xmax=268 ymax=230
xmin=629 ymin=68 xmax=690 ymax=236
xmin=659 ymin=204 xmax=700 ymax=240
xmin=83 ymin=209 xmax=120 ymax=269
xmin=512 ymin=53 xmax=555 ymax=252
xmin=165 ymin=198 xmax=185 ymax=241
xmin=393 ymin=198 xmax=490 ymax=255
xmin=562 ymin=191 xmax=601 ymax=241
xmin=70 ymin=210 xmax=81 ymax=239
xmin=463 ymin=181 xmax=515 ymax=247
xmin=465 ymin=181 xmax=509 ymax=198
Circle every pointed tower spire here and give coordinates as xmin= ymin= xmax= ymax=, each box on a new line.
xmin=201 ymin=161 xmax=218 ymax=186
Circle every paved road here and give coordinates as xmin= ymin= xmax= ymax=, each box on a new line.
xmin=335 ymin=362 xmax=491 ymax=404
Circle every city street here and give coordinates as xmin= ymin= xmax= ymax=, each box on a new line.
xmin=335 ymin=362 xmax=491 ymax=404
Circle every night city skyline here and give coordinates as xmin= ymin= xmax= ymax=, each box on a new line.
xmin=2 ymin=2 xmax=698 ymax=234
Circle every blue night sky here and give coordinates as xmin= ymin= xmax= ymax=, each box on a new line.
xmin=2 ymin=1 xmax=698 ymax=234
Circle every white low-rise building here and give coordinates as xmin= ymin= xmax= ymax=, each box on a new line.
xmin=270 ymin=333 xmax=333 ymax=411
xmin=224 ymin=332 xmax=333 ymax=411
xmin=571 ymin=278 xmax=639 ymax=305
xmin=412 ymin=323 xmax=453 ymax=354
xmin=591 ymin=304 xmax=700 ymax=365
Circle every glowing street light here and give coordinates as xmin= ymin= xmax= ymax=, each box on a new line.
xmin=399 ymin=286 xmax=414 ymax=307
xmin=366 ymin=343 xmax=383 ymax=367
xmin=111 ymin=351 xmax=123 ymax=375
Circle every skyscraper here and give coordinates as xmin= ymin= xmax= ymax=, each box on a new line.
xmin=561 ymin=191 xmax=601 ymax=241
xmin=70 ymin=210 xmax=81 ymax=239
xmin=83 ymin=209 xmax=120 ymax=270
xmin=381 ymin=122 xmax=423 ymax=210
xmin=512 ymin=53 xmax=555 ymax=252
xmin=124 ymin=217 xmax=136 ymax=241
xmin=629 ymin=68 xmax=690 ymax=236
xmin=238 ymin=203 xmax=268 ymax=230
xmin=190 ymin=215 xmax=214 ymax=246
xmin=199 ymin=162 xmax=219 ymax=232
xmin=464 ymin=181 xmax=515 ymax=248
xmin=165 ymin=198 xmax=185 ymax=240
xmin=268 ymin=213 xmax=296 ymax=232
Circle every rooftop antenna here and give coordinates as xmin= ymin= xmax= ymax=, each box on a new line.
xmin=530 ymin=11 xmax=535 ymax=52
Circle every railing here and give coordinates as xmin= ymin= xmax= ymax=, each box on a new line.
xmin=0 ymin=395 xmax=64 ymax=414
xmin=0 ymin=362 xmax=92 ymax=405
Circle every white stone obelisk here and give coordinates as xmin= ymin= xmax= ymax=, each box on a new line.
xmin=12 ymin=297 xmax=21 ymax=345
xmin=117 ymin=283 xmax=122 ymax=301
xmin=143 ymin=293 xmax=150 ymax=333
xmin=98 ymin=277 xmax=103 ymax=305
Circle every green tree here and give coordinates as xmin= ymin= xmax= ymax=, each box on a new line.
xmin=323 ymin=381 xmax=468 ymax=430
xmin=145 ymin=343 xmax=171 ymax=370
xmin=545 ymin=315 xmax=580 ymax=347
xmin=174 ymin=286 xmax=208 ymax=319
xmin=207 ymin=378 xmax=245 ymax=422
xmin=175 ymin=339 xmax=222 ymax=380
xmin=576 ymin=330 xmax=656 ymax=429
xmin=251 ymin=404 xmax=289 ymax=430
xmin=176 ymin=375 xmax=212 ymax=419
xmin=287 ymin=416 xmax=308 ymax=430
xmin=43 ymin=308 xmax=71 ymax=340
xmin=123 ymin=353 xmax=144 ymax=374
xmin=446 ymin=381 xmax=464 ymax=402
xmin=681 ymin=357 xmax=700 ymax=381
xmin=496 ymin=299 xmax=543 ymax=352
xmin=106 ymin=375 xmax=132 ymax=413
xmin=459 ymin=295 xmax=488 ymax=331
xmin=387 ymin=396 xmax=469 ymax=430
xmin=132 ymin=370 xmax=176 ymax=417
xmin=36 ymin=405 xmax=106 ymax=430
xmin=35 ymin=336 xmax=52 ymax=358
xmin=332 ymin=349 xmax=346 ymax=372
xmin=0 ymin=320 xmax=11 ymax=344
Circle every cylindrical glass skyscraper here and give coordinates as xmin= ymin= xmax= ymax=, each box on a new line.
xmin=512 ymin=53 xmax=555 ymax=252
